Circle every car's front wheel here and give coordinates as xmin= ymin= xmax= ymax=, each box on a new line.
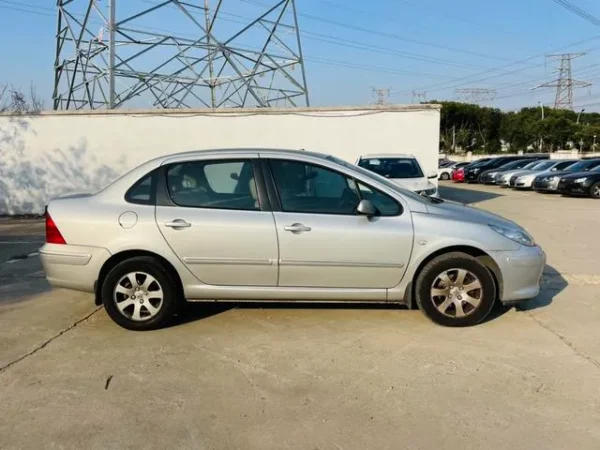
xmin=440 ymin=172 xmax=450 ymax=181
xmin=590 ymin=182 xmax=600 ymax=199
xmin=415 ymin=252 xmax=496 ymax=327
xmin=101 ymin=256 xmax=179 ymax=330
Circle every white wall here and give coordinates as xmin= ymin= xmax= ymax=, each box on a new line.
xmin=0 ymin=105 xmax=440 ymax=215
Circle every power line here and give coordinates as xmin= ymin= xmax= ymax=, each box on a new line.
xmin=551 ymin=0 xmax=600 ymax=27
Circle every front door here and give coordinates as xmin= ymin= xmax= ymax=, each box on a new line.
xmin=156 ymin=157 xmax=278 ymax=286
xmin=267 ymin=159 xmax=413 ymax=289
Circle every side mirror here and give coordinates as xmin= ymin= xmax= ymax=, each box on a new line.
xmin=427 ymin=170 xmax=438 ymax=179
xmin=230 ymin=173 xmax=239 ymax=181
xmin=356 ymin=199 xmax=377 ymax=217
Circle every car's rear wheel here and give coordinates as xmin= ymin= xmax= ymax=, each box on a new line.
xmin=440 ymin=172 xmax=450 ymax=181
xmin=415 ymin=252 xmax=496 ymax=327
xmin=590 ymin=182 xmax=600 ymax=199
xmin=101 ymin=256 xmax=179 ymax=330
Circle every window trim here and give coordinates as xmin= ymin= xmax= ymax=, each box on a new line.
xmin=125 ymin=169 xmax=158 ymax=205
xmin=160 ymin=158 xmax=269 ymax=212
xmin=265 ymin=158 xmax=402 ymax=217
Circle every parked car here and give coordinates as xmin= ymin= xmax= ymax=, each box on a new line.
xmin=478 ymin=159 xmax=539 ymax=184
xmin=495 ymin=160 xmax=547 ymax=186
xmin=438 ymin=158 xmax=454 ymax=168
xmin=557 ymin=165 xmax=600 ymax=198
xmin=439 ymin=161 xmax=469 ymax=180
xmin=464 ymin=155 xmax=549 ymax=183
xmin=356 ymin=153 xmax=439 ymax=197
xmin=511 ymin=160 xmax=578 ymax=189
xmin=451 ymin=167 xmax=465 ymax=182
xmin=533 ymin=159 xmax=600 ymax=193
xmin=40 ymin=148 xmax=545 ymax=330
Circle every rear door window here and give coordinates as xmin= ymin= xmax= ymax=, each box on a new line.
xmin=167 ymin=160 xmax=259 ymax=210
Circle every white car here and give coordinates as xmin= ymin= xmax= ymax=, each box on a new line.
xmin=356 ymin=153 xmax=439 ymax=197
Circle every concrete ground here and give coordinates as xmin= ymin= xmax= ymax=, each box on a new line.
xmin=0 ymin=185 xmax=599 ymax=450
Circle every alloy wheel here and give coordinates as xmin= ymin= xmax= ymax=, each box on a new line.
xmin=592 ymin=184 xmax=600 ymax=199
xmin=430 ymin=268 xmax=483 ymax=318
xmin=113 ymin=272 xmax=164 ymax=321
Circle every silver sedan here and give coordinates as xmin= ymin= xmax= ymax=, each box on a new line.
xmin=40 ymin=149 xmax=545 ymax=330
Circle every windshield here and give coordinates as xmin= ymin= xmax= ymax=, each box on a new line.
xmin=328 ymin=156 xmax=432 ymax=204
xmin=357 ymin=157 xmax=424 ymax=179
xmin=522 ymin=161 xmax=541 ymax=169
xmin=566 ymin=160 xmax=597 ymax=171
xmin=531 ymin=161 xmax=555 ymax=171
xmin=553 ymin=161 xmax=577 ymax=171
xmin=497 ymin=159 xmax=530 ymax=170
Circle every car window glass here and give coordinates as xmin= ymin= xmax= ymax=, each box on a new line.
xmin=125 ymin=171 xmax=156 ymax=205
xmin=554 ymin=161 xmax=575 ymax=170
xmin=358 ymin=158 xmax=424 ymax=179
xmin=357 ymin=182 xmax=401 ymax=216
xmin=167 ymin=160 xmax=259 ymax=210
xmin=533 ymin=161 xmax=554 ymax=170
xmin=270 ymin=160 xmax=361 ymax=214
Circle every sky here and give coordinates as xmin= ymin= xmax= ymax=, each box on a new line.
xmin=1 ymin=0 xmax=600 ymax=111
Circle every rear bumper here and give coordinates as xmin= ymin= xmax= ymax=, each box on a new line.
xmin=489 ymin=246 xmax=546 ymax=303
xmin=40 ymin=244 xmax=110 ymax=293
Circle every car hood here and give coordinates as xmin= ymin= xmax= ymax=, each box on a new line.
xmin=560 ymin=170 xmax=599 ymax=180
xmin=509 ymin=169 xmax=537 ymax=178
xmin=497 ymin=168 xmax=531 ymax=177
xmin=390 ymin=177 xmax=435 ymax=192
xmin=534 ymin=169 xmax=561 ymax=179
xmin=425 ymin=199 xmax=517 ymax=228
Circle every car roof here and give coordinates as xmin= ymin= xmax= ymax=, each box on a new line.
xmin=159 ymin=147 xmax=330 ymax=163
xmin=359 ymin=153 xmax=415 ymax=159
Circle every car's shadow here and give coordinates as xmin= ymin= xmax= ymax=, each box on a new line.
xmin=439 ymin=183 xmax=505 ymax=204
xmin=170 ymin=265 xmax=567 ymax=327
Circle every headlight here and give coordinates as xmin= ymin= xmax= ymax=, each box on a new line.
xmin=574 ymin=177 xmax=588 ymax=183
xmin=488 ymin=172 xmax=497 ymax=177
xmin=489 ymin=224 xmax=535 ymax=247
xmin=418 ymin=187 xmax=437 ymax=196
xmin=473 ymin=168 xmax=481 ymax=173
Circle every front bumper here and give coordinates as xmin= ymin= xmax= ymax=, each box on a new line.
xmin=489 ymin=245 xmax=546 ymax=303
xmin=558 ymin=180 xmax=591 ymax=196
xmin=496 ymin=177 xmax=511 ymax=186
xmin=533 ymin=179 xmax=559 ymax=192
xmin=40 ymin=243 xmax=111 ymax=293
xmin=514 ymin=179 xmax=534 ymax=189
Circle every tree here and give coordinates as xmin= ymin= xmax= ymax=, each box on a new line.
xmin=0 ymin=84 xmax=43 ymax=113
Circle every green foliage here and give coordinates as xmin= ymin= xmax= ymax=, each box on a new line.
xmin=430 ymin=101 xmax=600 ymax=153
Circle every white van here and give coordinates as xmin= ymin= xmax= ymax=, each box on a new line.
xmin=356 ymin=153 xmax=439 ymax=197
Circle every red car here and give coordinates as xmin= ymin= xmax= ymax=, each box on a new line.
xmin=452 ymin=168 xmax=465 ymax=182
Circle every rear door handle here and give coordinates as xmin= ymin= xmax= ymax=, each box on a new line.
xmin=165 ymin=219 xmax=192 ymax=229
xmin=284 ymin=223 xmax=311 ymax=233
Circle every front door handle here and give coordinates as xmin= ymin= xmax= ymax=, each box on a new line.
xmin=165 ymin=219 xmax=192 ymax=229
xmin=284 ymin=223 xmax=311 ymax=233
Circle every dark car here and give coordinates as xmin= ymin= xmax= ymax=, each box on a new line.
xmin=557 ymin=165 xmax=600 ymax=198
xmin=464 ymin=155 xmax=549 ymax=183
xmin=533 ymin=159 xmax=600 ymax=193
xmin=478 ymin=159 xmax=539 ymax=184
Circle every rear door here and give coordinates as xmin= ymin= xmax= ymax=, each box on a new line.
xmin=265 ymin=157 xmax=413 ymax=289
xmin=155 ymin=156 xmax=279 ymax=286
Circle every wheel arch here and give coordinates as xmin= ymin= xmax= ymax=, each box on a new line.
xmin=94 ymin=250 xmax=185 ymax=305
xmin=403 ymin=245 xmax=503 ymax=309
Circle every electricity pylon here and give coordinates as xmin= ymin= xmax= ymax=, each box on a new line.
xmin=53 ymin=0 xmax=310 ymax=110
xmin=533 ymin=53 xmax=591 ymax=110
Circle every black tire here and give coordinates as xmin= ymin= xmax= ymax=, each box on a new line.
xmin=101 ymin=256 xmax=179 ymax=331
xmin=440 ymin=172 xmax=450 ymax=181
xmin=590 ymin=182 xmax=600 ymax=199
xmin=415 ymin=252 xmax=496 ymax=327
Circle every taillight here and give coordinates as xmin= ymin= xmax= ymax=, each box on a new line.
xmin=46 ymin=212 xmax=67 ymax=245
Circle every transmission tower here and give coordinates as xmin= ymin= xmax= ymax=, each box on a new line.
xmin=372 ymin=87 xmax=391 ymax=105
xmin=53 ymin=0 xmax=310 ymax=110
xmin=455 ymin=88 xmax=496 ymax=104
xmin=412 ymin=91 xmax=427 ymax=103
xmin=533 ymin=53 xmax=591 ymax=110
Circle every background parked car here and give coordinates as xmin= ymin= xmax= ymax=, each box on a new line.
xmin=357 ymin=154 xmax=439 ymax=197
xmin=533 ymin=159 xmax=600 ymax=193
xmin=558 ymin=165 xmax=600 ymax=198
xmin=464 ymin=155 xmax=550 ymax=183
xmin=507 ymin=160 xmax=568 ymax=188
xmin=452 ymin=167 xmax=465 ymax=182
xmin=478 ymin=159 xmax=539 ymax=185
xmin=495 ymin=160 xmax=546 ymax=186
xmin=439 ymin=161 xmax=469 ymax=180
xmin=511 ymin=160 xmax=578 ymax=189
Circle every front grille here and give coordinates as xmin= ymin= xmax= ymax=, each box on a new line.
xmin=509 ymin=175 xmax=518 ymax=186
xmin=558 ymin=179 xmax=569 ymax=190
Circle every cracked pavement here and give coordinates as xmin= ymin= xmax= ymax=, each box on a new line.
xmin=0 ymin=185 xmax=599 ymax=450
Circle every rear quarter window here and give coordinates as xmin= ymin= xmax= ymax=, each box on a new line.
xmin=125 ymin=170 xmax=157 ymax=205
